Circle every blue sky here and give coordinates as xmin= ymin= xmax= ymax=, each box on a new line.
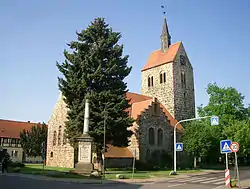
xmin=1 ymin=0 xmax=250 ymax=123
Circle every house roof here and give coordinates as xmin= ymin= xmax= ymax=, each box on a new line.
xmin=104 ymin=145 xmax=133 ymax=158
xmin=141 ymin=41 xmax=182 ymax=71
xmin=0 ymin=119 xmax=40 ymax=139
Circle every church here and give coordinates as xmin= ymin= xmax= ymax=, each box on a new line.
xmin=46 ymin=16 xmax=195 ymax=168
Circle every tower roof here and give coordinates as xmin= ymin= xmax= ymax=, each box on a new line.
xmin=141 ymin=41 xmax=182 ymax=71
xmin=161 ymin=16 xmax=170 ymax=37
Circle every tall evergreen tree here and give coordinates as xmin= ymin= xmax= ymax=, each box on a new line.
xmin=57 ymin=18 xmax=133 ymax=158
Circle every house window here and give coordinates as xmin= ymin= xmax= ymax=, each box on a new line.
xmin=163 ymin=73 xmax=166 ymax=82
xmin=148 ymin=77 xmax=151 ymax=87
xmin=53 ymin=131 xmax=57 ymax=146
xmin=50 ymin=152 xmax=53 ymax=158
xmin=160 ymin=73 xmax=163 ymax=83
xmin=148 ymin=128 xmax=155 ymax=145
xmin=157 ymin=128 xmax=163 ymax=146
xmin=181 ymin=72 xmax=186 ymax=88
xmin=11 ymin=150 xmax=18 ymax=157
xmin=151 ymin=76 xmax=153 ymax=86
xmin=58 ymin=126 xmax=62 ymax=145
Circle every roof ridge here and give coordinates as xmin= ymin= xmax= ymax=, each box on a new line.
xmin=0 ymin=119 xmax=38 ymax=124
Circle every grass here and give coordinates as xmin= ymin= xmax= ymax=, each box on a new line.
xmin=9 ymin=164 xmax=201 ymax=180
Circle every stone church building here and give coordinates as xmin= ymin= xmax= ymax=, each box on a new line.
xmin=46 ymin=16 xmax=195 ymax=168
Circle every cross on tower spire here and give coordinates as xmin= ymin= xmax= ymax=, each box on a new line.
xmin=160 ymin=6 xmax=171 ymax=52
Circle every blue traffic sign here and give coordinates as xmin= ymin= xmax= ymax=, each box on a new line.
xmin=211 ymin=116 xmax=219 ymax=126
xmin=220 ymin=140 xmax=232 ymax=153
xmin=176 ymin=143 xmax=183 ymax=152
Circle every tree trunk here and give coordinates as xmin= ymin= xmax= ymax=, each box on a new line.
xmin=194 ymin=156 xmax=197 ymax=169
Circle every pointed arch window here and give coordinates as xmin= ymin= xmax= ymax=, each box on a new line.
xmin=53 ymin=131 xmax=57 ymax=146
xmin=148 ymin=76 xmax=154 ymax=87
xmin=58 ymin=126 xmax=62 ymax=145
xmin=160 ymin=72 xmax=166 ymax=84
xmin=181 ymin=72 xmax=186 ymax=88
xmin=148 ymin=128 xmax=155 ymax=145
xmin=157 ymin=128 xmax=163 ymax=146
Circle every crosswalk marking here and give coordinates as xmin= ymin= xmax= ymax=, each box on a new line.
xmin=201 ymin=177 xmax=222 ymax=183
xmin=165 ymin=176 xmax=225 ymax=185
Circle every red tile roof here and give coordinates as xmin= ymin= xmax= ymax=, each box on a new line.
xmin=0 ymin=119 xmax=39 ymax=139
xmin=104 ymin=145 xmax=133 ymax=158
xmin=141 ymin=42 xmax=181 ymax=71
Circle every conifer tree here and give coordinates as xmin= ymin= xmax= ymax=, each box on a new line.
xmin=57 ymin=18 xmax=133 ymax=158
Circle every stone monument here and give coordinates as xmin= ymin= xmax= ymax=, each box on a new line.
xmin=74 ymin=99 xmax=94 ymax=174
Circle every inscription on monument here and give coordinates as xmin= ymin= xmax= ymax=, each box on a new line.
xmin=78 ymin=141 xmax=92 ymax=163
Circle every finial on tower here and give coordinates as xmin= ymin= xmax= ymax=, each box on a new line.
xmin=160 ymin=5 xmax=171 ymax=52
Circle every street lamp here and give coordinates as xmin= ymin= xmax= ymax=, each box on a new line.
xmin=172 ymin=115 xmax=218 ymax=174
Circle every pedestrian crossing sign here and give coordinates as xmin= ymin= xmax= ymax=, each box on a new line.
xmin=176 ymin=143 xmax=183 ymax=152
xmin=220 ymin=140 xmax=232 ymax=153
xmin=211 ymin=116 xmax=219 ymax=126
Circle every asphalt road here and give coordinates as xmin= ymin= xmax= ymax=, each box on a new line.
xmin=0 ymin=170 xmax=249 ymax=189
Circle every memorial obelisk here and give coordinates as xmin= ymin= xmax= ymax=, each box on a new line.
xmin=75 ymin=99 xmax=94 ymax=174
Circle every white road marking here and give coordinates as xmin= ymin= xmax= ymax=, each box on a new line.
xmin=168 ymin=183 xmax=186 ymax=187
xmin=190 ymin=177 xmax=215 ymax=182
xmin=201 ymin=177 xmax=223 ymax=184
xmin=212 ymin=185 xmax=225 ymax=189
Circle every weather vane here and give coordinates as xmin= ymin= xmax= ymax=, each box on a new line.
xmin=161 ymin=5 xmax=166 ymax=16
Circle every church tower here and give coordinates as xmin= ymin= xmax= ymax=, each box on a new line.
xmin=141 ymin=15 xmax=195 ymax=121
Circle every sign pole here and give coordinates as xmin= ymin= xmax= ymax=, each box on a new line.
xmin=132 ymin=148 xmax=136 ymax=183
xmin=235 ymin=152 xmax=241 ymax=188
xmin=225 ymin=153 xmax=228 ymax=170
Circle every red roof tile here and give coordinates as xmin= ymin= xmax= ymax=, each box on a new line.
xmin=0 ymin=119 xmax=40 ymax=139
xmin=142 ymin=42 xmax=181 ymax=71
xmin=104 ymin=145 xmax=133 ymax=158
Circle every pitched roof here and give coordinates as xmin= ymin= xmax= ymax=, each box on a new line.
xmin=104 ymin=145 xmax=133 ymax=158
xmin=141 ymin=41 xmax=182 ymax=71
xmin=0 ymin=119 xmax=39 ymax=139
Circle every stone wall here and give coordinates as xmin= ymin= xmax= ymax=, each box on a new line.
xmin=173 ymin=43 xmax=196 ymax=120
xmin=129 ymin=100 xmax=174 ymax=163
xmin=141 ymin=63 xmax=175 ymax=117
xmin=46 ymin=93 xmax=74 ymax=168
xmin=141 ymin=43 xmax=195 ymax=121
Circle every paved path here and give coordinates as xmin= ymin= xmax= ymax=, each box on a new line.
xmin=1 ymin=169 xmax=249 ymax=189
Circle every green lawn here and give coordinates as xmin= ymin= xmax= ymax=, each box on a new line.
xmin=9 ymin=164 xmax=201 ymax=180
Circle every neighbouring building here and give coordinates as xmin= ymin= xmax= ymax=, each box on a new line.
xmin=46 ymin=15 xmax=195 ymax=168
xmin=0 ymin=119 xmax=42 ymax=163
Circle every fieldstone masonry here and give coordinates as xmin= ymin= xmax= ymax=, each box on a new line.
xmin=141 ymin=43 xmax=195 ymax=121
xmin=46 ymin=93 xmax=74 ymax=168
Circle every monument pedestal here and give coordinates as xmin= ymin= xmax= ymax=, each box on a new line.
xmin=74 ymin=134 xmax=94 ymax=174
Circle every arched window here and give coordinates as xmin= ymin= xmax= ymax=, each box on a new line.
xmin=50 ymin=152 xmax=53 ymax=158
xmin=157 ymin=128 xmax=163 ymax=146
xmin=160 ymin=72 xmax=166 ymax=84
xmin=148 ymin=128 xmax=155 ymax=145
xmin=53 ymin=131 xmax=57 ymax=146
xmin=181 ymin=72 xmax=186 ymax=88
xmin=148 ymin=77 xmax=151 ymax=87
xmin=163 ymin=73 xmax=166 ymax=83
xmin=151 ymin=76 xmax=153 ymax=86
xmin=58 ymin=126 xmax=62 ymax=145
xmin=160 ymin=73 xmax=163 ymax=83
